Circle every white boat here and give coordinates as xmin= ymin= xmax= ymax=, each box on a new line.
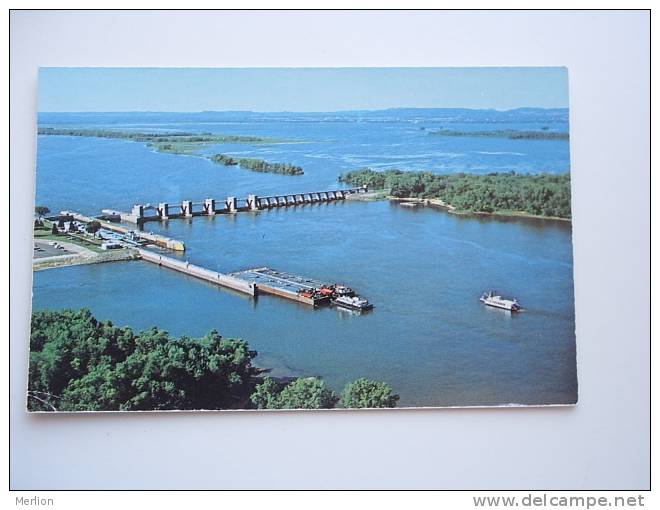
xmin=331 ymin=295 xmax=373 ymax=311
xmin=480 ymin=290 xmax=521 ymax=312
xmin=333 ymin=285 xmax=354 ymax=297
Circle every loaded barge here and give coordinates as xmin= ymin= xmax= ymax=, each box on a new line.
xmin=230 ymin=267 xmax=373 ymax=309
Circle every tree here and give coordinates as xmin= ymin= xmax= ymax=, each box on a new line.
xmin=250 ymin=377 xmax=283 ymax=409
xmin=51 ymin=223 xmax=59 ymax=235
xmin=250 ymin=376 xmax=339 ymax=410
xmin=86 ymin=221 xmax=101 ymax=235
xmin=276 ymin=377 xmax=339 ymax=409
xmin=340 ymin=378 xmax=399 ymax=408
xmin=34 ymin=206 xmax=50 ymax=219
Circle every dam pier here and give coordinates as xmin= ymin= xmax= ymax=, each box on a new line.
xmin=110 ymin=186 xmax=367 ymax=224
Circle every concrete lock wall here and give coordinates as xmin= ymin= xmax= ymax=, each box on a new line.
xmin=138 ymin=249 xmax=255 ymax=296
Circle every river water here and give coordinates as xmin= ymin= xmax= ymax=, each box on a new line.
xmin=32 ymin=109 xmax=576 ymax=407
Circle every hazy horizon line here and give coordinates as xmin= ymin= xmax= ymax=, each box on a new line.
xmin=38 ymin=106 xmax=569 ymax=115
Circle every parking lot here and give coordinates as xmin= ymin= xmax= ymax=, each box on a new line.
xmin=33 ymin=241 xmax=74 ymax=259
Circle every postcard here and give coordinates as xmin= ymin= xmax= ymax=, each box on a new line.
xmin=29 ymin=67 xmax=576 ymax=411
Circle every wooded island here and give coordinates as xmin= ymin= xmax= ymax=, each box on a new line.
xmin=339 ymin=168 xmax=571 ymax=219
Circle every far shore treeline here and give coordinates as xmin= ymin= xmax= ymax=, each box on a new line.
xmin=37 ymin=127 xmax=269 ymax=144
xmin=37 ymin=127 xmax=304 ymax=176
xmin=339 ymin=169 xmax=571 ymax=219
xmin=28 ymin=309 xmax=399 ymax=412
xmin=429 ymin=129 xmax=569 ymax=141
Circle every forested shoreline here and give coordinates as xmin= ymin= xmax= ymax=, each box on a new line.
xmin=430 ymin=129 xmax=569 ymax=141
xmin=339 ymin=169 xmax=571 ymax=219
xmin=38 ymin=127 xmax=305 ymax=176
xmin=28 ymin=309 xmax=398 ymax=412
xmin=37 ymin=127 xmax=271 ymax=144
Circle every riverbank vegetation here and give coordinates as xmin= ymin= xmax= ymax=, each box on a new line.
xmin=28 ymin=309 xmax=398 ymax=411
xmin=210 ymin=154 xmax=304 ymax=175
xmin=37 ymin=127 xmax=272 ymax=144
xmin=339 ymin=169 xmax=571 ymax=219
xmin=250 ymin=376 xmax=399 ymax=409
xmin=38 ymin=127 xmax=305 ymax=176
xmin=430 ymin=129 xmax=569 ymax=141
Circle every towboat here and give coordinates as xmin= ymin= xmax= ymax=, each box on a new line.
xmin=480 ymin=290 xmax=521 ymax=312
xmin=333 ymin=285 xmax=354 ymax=297
xmin=332 ymin=295 xmax=374 ymax=311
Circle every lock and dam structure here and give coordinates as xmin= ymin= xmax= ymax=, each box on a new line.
xmin=113 ymin=186 xmax=368 ymax=225
xmin=62 ymin=186 xmax=372 ymax=308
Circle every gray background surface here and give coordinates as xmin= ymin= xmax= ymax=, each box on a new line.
xmin=10 ymin=10 xmax=650 ymax=489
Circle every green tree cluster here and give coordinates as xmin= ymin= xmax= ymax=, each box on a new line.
xmin=34 ymin=205 xmax=50 ymax=218
xmin=29 ymin=310 xmax=399 ymax=412
xmin=339 ymin=169 xmax=571 ymax=219
xmin=210 ymin=154 xmax=304 ymax=175
xmin=86 ymin=221 xmax=102 ymax=235
xmin=28 ymin=309 xmax=260 ymax=411
xmin=251 ymin=377 xmax=399 ymax=410
xmin=341 ymin=378 xmax=400 ymax=408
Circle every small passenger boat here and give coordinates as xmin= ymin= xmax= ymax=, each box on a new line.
xmin=480 ymin=290 xmax=522 ymax=312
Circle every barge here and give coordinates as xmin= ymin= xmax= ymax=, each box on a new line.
xmin=230 ymin=267 xmax=371 ymax=309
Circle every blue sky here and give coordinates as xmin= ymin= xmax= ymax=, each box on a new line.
xmin=39 ymin=67 xmax=568 ymax=112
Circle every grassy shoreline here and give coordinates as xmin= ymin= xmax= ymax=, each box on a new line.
xmin=39 ymin=127 xmax=305 ymax=176
xmin=33 ymin=224 xmax=140 ymax=271
xmin=38 ymin=127 xmax=281 ymax=145
xmin=33 ymin=248 xmax=139 ymax=271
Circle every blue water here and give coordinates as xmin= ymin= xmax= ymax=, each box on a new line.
xmin=32 ymin=109 xmax=576 ymax=407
